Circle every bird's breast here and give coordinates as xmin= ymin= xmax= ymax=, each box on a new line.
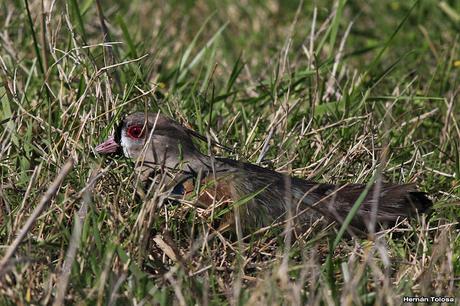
xmin=173 ymin=174 xmax=235 ymax=209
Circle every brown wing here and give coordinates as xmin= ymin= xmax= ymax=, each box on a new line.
xmin=293 ymin=182 xmax=432 ymax=230
xmin=176 ymin=158 xmax=432 ymax=233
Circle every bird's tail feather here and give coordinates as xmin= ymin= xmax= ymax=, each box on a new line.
xmin=302 ymin=182 xmax=432 ymax=230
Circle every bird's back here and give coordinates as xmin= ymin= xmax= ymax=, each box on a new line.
xmin=207 ymin=158 xmax=431 ymax=233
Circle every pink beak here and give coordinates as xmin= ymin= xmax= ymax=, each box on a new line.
xmin=95 ymin=135 xmax=120 ymax=154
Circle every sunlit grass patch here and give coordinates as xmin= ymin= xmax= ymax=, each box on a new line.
xmin=0 ymin=0 xmax=459 ymax=304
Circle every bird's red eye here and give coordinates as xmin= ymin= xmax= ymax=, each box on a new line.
xmin=127 ymin=125 xmax=144 ymax=139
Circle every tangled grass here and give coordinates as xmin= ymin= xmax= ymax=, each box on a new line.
xmin=0 ymin=0 xmax=459 ymax=304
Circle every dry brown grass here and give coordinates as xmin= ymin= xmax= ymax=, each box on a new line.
xmin=1 ymin=0 xmax=459 ymax=305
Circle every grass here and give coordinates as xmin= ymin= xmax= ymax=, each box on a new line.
xmin=0 ymin=0 xmax=459 ymax=304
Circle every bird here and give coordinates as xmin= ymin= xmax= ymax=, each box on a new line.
xmin=95 ymin=112 xmax=431 ymax=235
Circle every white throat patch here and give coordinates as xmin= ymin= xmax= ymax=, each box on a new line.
xmin=120 ymin=131 xmax=133 ymax=158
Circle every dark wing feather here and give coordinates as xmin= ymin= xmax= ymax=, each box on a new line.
xmin=310 ymin=183 xmax=432 ymax=229
xmin=196 ymin=158 xmax=432 ymax=232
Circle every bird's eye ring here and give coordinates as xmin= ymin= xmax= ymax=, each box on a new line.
xmin=127 ymin=125 xmax=144 ymax=139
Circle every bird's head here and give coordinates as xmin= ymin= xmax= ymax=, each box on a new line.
xmin=95 ymin=112 xmax=203 ymax=171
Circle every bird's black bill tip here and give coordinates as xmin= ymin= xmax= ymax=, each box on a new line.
xmin=95 ymin=135 xmax=122 ymax=155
